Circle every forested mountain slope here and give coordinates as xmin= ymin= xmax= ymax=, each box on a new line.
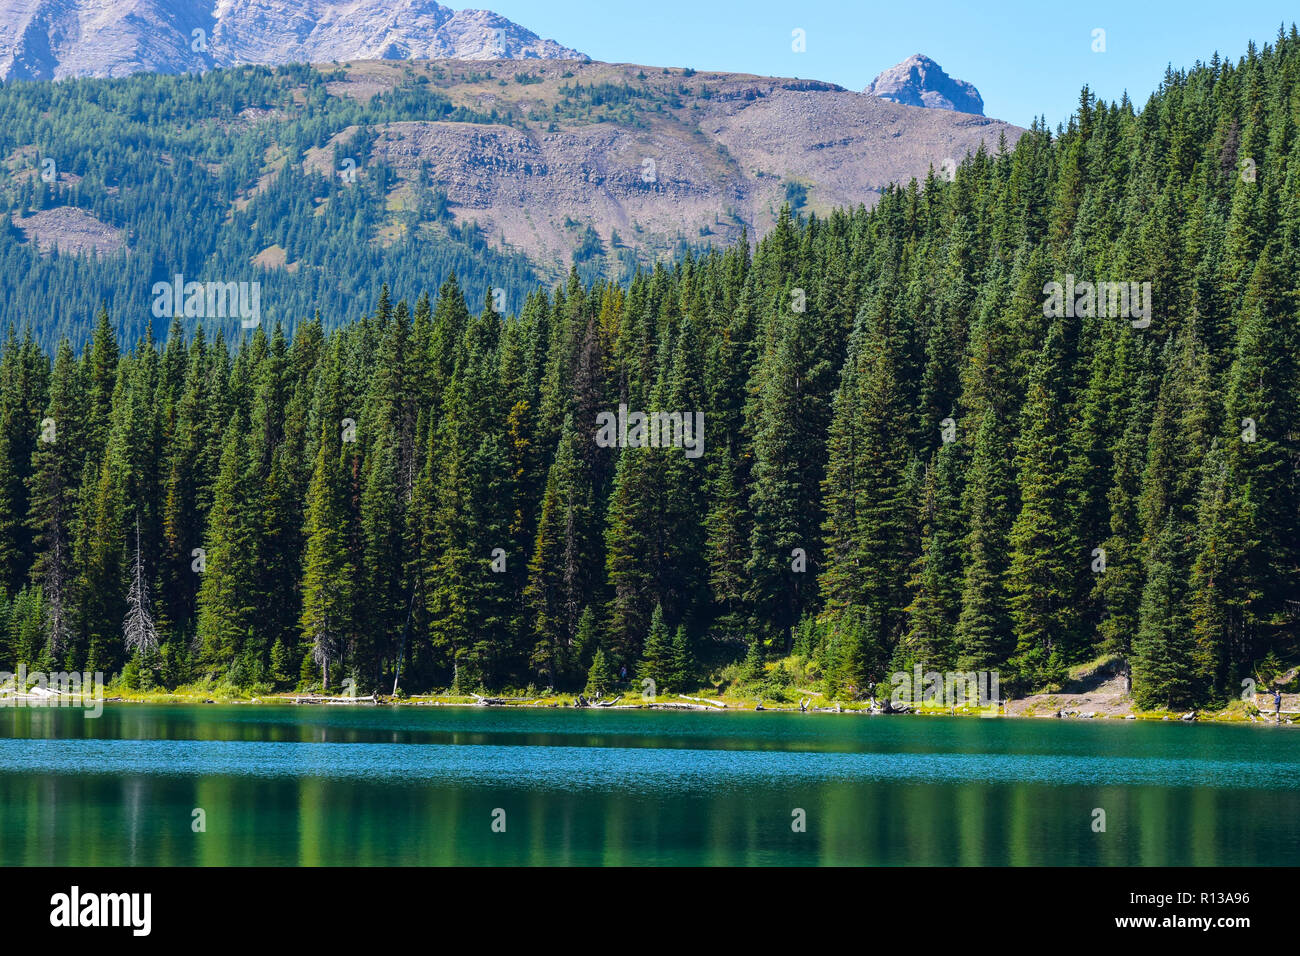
xmin=0 ymin=30 xmax=1297 ymax=710
xmin=0 ymin=57 xmax=1017 ymax=350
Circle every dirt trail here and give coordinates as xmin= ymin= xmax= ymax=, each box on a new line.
xmin=1006 ymin=666 xmax=1297 ymax=721
xmin=1005 ymin=672 xmax=1133 ymax=718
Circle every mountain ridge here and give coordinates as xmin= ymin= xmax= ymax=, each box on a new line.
xmin=0 ymin=0 xmax=588 ymax=81
xmin=317 ymin=59 xmax=1018 ymax=274
xmin=0 ymin=56 xmax=1020 ymax=347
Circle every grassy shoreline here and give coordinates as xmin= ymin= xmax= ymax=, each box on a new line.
xmin=91 ymin=685 xmax=1285 ymax=723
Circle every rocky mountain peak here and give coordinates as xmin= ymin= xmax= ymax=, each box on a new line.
xmin=865 ymin=54 xmax=984 ymax=116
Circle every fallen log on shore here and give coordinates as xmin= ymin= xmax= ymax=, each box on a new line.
xmin=648 ymin=701 xmax=714 ymax=710
xmin=1 ymin=685 xmax=67 ymax=699
xmin=678 ymin=694 xmax=726 ymax=709
xmin=269 ymin=693 xmax=378 ymax=705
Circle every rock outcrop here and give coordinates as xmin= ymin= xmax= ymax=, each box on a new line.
xmin=866 ymin=54 xmax=984 ymax=115
xmin=307 ymin=60 xmax=1019 ymax=273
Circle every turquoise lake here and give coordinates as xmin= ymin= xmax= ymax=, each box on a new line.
xmin=0 ymin=704 xmax=1296 ymax=866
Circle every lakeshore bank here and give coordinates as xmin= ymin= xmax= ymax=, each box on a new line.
xmin=57 ymin=687 xmax=1292 ymax=724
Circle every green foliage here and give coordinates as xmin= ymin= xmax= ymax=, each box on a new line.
xmin=669 ymin=625 xmax=695 ymax=692
xmin=639 ymin=605 xmax=673 ymax=691
xmin=584 ymin=647 xmax=611 ymax=696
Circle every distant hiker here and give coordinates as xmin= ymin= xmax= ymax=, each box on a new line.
xmin=619 ymin=665 xmax=627 ymax=682
xmin=1275 ymin=689 xmax=1283 ymax=721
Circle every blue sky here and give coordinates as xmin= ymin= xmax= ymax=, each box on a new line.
xmin=482 ymin=1 xmax=1297 ymax=127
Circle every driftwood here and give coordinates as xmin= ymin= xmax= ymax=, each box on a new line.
xmin=678 ymin=694 xmax=726 ymax=709
xmin=470 ymin=692 xmax=545 ymax=706
xmin=271 ymin=693 xmax=378 ymax=705
xmin=592 ymin=695 xmax=623 ymax=707
xmin=0 ymin=684 xmax=96 ymax=702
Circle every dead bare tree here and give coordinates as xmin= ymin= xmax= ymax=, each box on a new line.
xmin=123 ymin=516 xmax=158 ymax=656
xmin=34 ymin=448 xmax=72 ymax=656
xmin=311 ymin=609 xmax=335 ymax=690
xmin=45 ymin=533 xmax=71 ymax=655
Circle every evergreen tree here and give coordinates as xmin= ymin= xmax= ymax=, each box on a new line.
xmin=1132 ymin=517 xmax=1197 ymax=709
xmin=1006 ymin=321 xmax=1083 ymax=689
xmin=639 ymin=604 xmax=673 ymax=691
xmin=584 ymin=647 xmax=611 ymax=697
xmin=299 ymin=432 xmax=356 ymax=691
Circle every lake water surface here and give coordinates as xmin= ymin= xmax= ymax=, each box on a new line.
xmin=1 ymin=704 xmax=1297 ymax=865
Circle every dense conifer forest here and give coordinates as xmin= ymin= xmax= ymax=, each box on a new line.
xmin=2 ymin=30 xmax=1300 ymax=709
